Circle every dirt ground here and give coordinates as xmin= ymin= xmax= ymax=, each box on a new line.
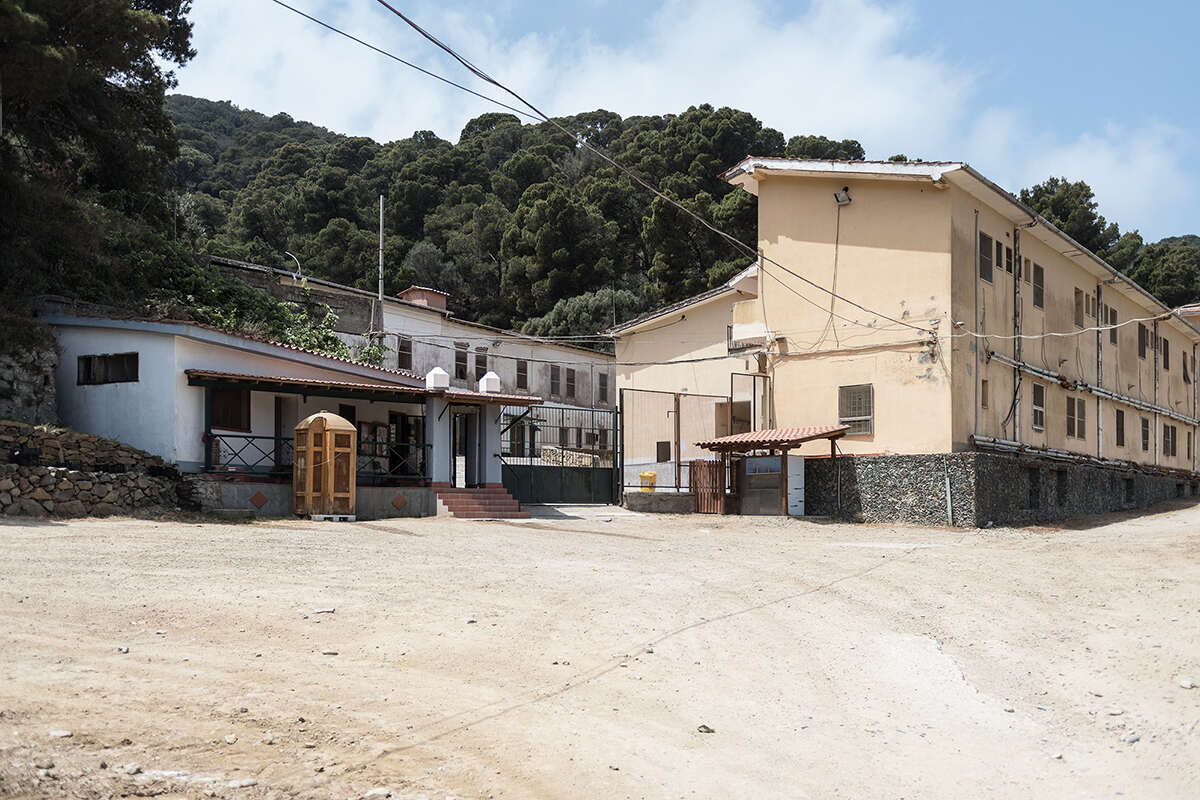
xmin=1 ymin=502 xmax=1198 ymax=800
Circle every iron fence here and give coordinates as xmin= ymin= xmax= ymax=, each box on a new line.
xmin=500 ymin=404 xmax=617 ymax=503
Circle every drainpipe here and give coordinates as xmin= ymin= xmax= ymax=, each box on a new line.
xmin=1154 ymin=319 xmax=1160 ymax=465
xmin=973 ymin=210 xmax=980 ymax=439
xmin=1096 ymin=282 xmax=1103 ymax=459
xmin=1012 ymin=226 xmax=1022 ymax=443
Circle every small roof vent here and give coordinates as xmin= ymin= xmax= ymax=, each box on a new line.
xmin=425 ymin=366 xmax=450 ymax=390
xmin=478 ymin=370 xmax=501 ymax=393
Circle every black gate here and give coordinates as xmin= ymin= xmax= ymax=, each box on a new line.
xmin=500 ymin=404 xmax=617 ymax=504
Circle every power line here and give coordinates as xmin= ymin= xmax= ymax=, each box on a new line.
xmin=367 ymin=0 xmax=933 ymax=337
xmin=266 ymin=0 xmax=539 ymax=122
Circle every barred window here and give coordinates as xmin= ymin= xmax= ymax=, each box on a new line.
xmin=838 ymin=384 xmax=874 ymax=435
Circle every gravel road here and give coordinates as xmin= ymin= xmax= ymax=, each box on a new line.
xmin=1 ymin=502 xmax=1198 ymax=798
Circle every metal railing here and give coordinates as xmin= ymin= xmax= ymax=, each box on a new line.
xmin=204 ymin=434 xmax=430 ymax=482
xmin=204 ymin=433 xmax=294 ymax=474
xmin=356 ymin=440 xmax=431 ymax=483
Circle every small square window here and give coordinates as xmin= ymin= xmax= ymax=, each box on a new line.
xmin=656 ymin=440 xmax=672 ymax=462
xmin=838 ymin=384 xmax=873 ymax=435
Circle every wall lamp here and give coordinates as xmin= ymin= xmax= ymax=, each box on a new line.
xmin=833 ymin=186 xmax=852 ymax=206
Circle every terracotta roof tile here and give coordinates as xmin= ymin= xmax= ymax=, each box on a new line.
xmin=695 ymin=425 xmax=849 ymax=451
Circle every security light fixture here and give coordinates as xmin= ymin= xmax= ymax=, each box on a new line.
xmin=834 ymin=186 xmax=852 ymax=206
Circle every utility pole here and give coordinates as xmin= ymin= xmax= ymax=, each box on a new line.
xmin=376 ymin=194 xmax=385 ymax=337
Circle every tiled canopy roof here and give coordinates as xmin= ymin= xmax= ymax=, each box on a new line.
xmin=695 ymin=425 xmax=849 ymax=452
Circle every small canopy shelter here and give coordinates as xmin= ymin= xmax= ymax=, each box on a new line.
xmin=694 ymin=425 xmax=850 ymax=516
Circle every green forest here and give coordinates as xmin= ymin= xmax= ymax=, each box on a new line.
xmin=3 ymin=1 xmax=1200 ymax=354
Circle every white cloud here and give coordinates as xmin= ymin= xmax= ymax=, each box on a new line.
xmin=175 ymin=0 xmax=1194 ymax=238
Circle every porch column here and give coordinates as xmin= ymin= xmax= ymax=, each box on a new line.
xmin=480 ymin=403 xmax=504 ymax=486
xmin=426 ymin=396 xmax=452 ymax=486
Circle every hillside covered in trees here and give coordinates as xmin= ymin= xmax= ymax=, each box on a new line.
xmin=3 ymin=1 xmax=1199 ymax=355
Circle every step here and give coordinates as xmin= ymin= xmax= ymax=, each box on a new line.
xmin=449 ymin=511 xmax=531 ymax=519
xmin=440 ymin=502 xmax=523 ymax=513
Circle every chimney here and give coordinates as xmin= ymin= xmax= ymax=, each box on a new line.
xmin=399 ymin=285 xmax=449 ymax=311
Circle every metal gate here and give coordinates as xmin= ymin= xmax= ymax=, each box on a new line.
xmin=500 ymin=404 xmax=618 ymax=504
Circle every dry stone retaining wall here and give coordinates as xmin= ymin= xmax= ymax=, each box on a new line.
xmin=0 ymin=463 xmax=177 ymax=518
xmin=0 ymin=420 xmax=165 ymax=471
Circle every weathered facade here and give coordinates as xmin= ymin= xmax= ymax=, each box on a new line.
xmin=612 ymin=159 xmax=1200 ymax=523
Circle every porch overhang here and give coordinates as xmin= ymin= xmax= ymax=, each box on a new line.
xmin=185 ymin=370 xmax=428 ymax=403
xmin=695 ymin=425 xmax=849 ymax=453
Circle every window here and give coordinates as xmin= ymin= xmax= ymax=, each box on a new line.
xmin=980 ymin=379 xmax=989 ymax=409
xmin=1184 ymin=353 xmax=1192 ymax=385
xmin=1115 ymin=409 xmax=1125 ymax=447
xmin=1074 ymin=288 xmax=1085 ymax=328
xmin=550 ymin=365 xmax=561 ymax=396
xmin=1066 ymin=396 xmax=1086 ymax=439
xmin=1108 ymin=307 xmax=1117 ymax=345
xmin=77 ymin=352 xmax=138 ymax=385
xmin=516 ymin=359 xmax=528 ymax=390
xmin=1164 ymin=424 xmax=1177 ymax=458
xmin=396 ymin=336 xmax=413 ymax=371
xmin=656 ymin=441 xmax=672 ymax=462
xmin=1141 ymin=417 xmax=1150 ymax=452
xmin=454 ymin=343 xmax=468 ymax=379
xmin=1005 ymin=245 xmax=1013 ymax=274
xmin=1161 ymin=337 xmax=1170 ymax=371
xmin=1023 ymin=256 xmax=1031 ymax=284
xmin=337 ymin=404 xmax=357 ymax=426
xmin=996 ymin=241 xmax=1003 ymax=276
xmin=979 ymin=233 xmax=993 ymax=282
xmin=838 ymin=384 xmax=874 ymax=435
xmin=1032 ymin=263 xmax=1045 ymax=308
xmin=474 ymin=349 xmax=488 ymax=380
xmin=1032 ymin=383 xmax=1046 ymax=431
xmin=1138 ymin=323 xmax=1148 ymax=359
xmin=598 ymin=372 xmax=609 ymax=403
xmin=212 ymin=386 xmax=251 ymax=431
xmin=565 ymin=368 xmax=576 ymax=399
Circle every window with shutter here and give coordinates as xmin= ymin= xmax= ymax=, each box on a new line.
xmin=838 ymin=384 xmax=874 ymax=435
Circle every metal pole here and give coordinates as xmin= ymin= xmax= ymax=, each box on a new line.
xmin=1154 ymin=319 xmax=1160 ymax=465
xmin=377 ymin=194 xmax=385 ymax=334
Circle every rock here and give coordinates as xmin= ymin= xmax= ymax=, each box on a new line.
xmin=117 ymin=647 xmax=129 ymax=654
xmin=1180 ymin=678 xmax=1196 ymax=690
xmin=92 ymin=503 xmax=122 ymax=517
xmin=1003 ymin=707 xmax=1015 ymax=713
xmin=0 ymin=478 xmax=14 ymax=492
xmin=262 ymin=734 xmax=276 ymax=745
xmin=321 ymin=650 xmax=338 ymax=656
xmin=33 ymin=758 xmax=54 ymax=770
xmin=28 ymin=487 xmax=51 ymax=501
xmin=1107 ymin=708 xmax=1125 ymax=716
xmin=1126 ymin=733 xmax=1141 ymax=744
xmin=313 ymin=608 xmax=335 ymax=614
xmin=48 ymin=730 xmax=72 ymax=738
xmin=363 ymin=789 xmax=392 ymax=798
xmin=124 ymin=763 xmax=142 ymax=775
xmin=227 ymin=778 xmax=257 ymax=788
xmin=697 ymin=724 xmax=715 ymax=733
xmin=224 ymin=734 xmax=238 ymax=744
xmin=53 ymin=500 xmax=87 ymax=518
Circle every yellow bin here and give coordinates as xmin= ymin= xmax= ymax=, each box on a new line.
xmin=639 ymin=471 xmax=657 ymax=492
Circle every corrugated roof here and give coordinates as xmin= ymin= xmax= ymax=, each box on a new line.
xmin=184 ymin=370 xmax=424 ymax=394
xmin=695 ymin=425 xmax=849 ymax=451
xmin=443 ymin=388 xmax=543 ymax=406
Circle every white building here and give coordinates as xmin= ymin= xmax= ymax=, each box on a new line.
xmin=42 ymin=312 xmax=540 ymax=518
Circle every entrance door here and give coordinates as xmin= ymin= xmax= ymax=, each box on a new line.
xmin=451 ymin=408 xmax=481 ymax=488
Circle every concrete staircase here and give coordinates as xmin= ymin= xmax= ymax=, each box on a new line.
xmin=436 ymin=486 xmax=529 ymax=519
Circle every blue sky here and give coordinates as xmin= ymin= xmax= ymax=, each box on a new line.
xmin=175 ymin=0 xmax=1198 ymax=241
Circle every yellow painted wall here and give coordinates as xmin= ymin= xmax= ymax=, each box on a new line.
xmin=951 ymin=184 xmax=1199 ymax=471
xmin=754 ymin=174 xmax=955 ymax=456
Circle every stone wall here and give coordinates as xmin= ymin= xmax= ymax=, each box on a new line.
xmin=0 ymin=463 xmax=177 ymax=518
xmin=805 ymin=453 xmax=978 ymax=526
xmin=0 ymin=420 xmax=165 ymax=471
xmin=0 ymin=346 xmax=57 ymax=425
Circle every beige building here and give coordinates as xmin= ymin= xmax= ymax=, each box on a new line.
xmin=613 ymin=159 xmax=1200 ymax=509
